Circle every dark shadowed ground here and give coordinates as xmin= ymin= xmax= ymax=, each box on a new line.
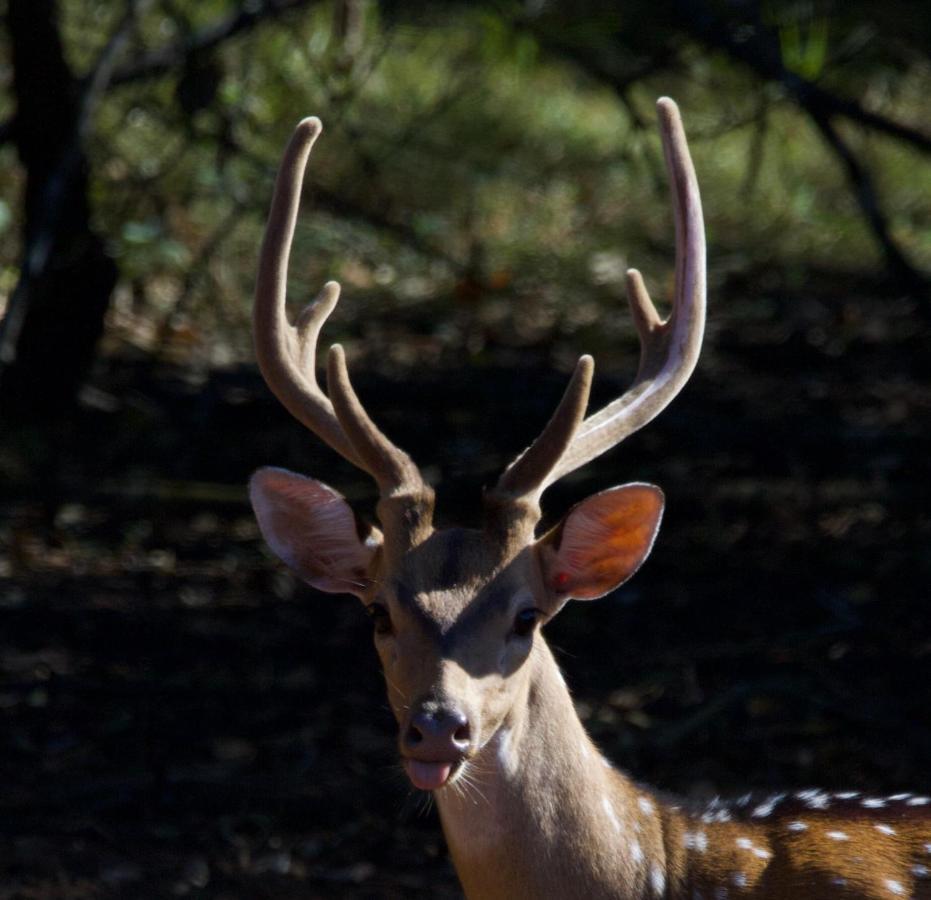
xmin=2 ymin=274 xmax=930 ymax=898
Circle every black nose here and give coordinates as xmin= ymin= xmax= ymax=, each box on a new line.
xmin=404 ymin=708 xmax=471 ymax=758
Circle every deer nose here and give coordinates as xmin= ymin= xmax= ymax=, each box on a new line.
xmin=404 ymin=708 xmax=472 ymax=758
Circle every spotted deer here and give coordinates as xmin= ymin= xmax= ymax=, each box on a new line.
xmin=248 ymin=99 xmax=931 ymax=899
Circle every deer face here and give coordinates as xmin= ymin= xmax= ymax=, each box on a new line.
xmin=366 ymin=530 xmax=545 ymax=790
xmin=250 ymin=468 xmax=664 ymax=790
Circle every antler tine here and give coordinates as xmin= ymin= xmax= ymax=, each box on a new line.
xmin=327 ymin=344 xmax=427 ymax=495
xmin=489 ymin=355 xmax=594 ymax=504
xmin=254 ymin=118 xmax=362 ymax=468
xmin=540 ymin=96 xmax=706 ymax=489
xmin=255 ymin=117 xmax=426 ymax=498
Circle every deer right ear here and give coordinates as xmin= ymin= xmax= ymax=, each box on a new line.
xmin=249 ymin=467 xmax=382 ymax=597
xmin=535 ymin=484 xmax=664 ymax=604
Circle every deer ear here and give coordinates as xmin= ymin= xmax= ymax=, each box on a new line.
xmin=249 ymin=467 xmax=382 ymax=597
xmin=536 ymin=484 xmax=664 ymax=602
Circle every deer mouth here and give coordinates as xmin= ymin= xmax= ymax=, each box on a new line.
xmin=402 ymin=757 xmax=463 ymax=791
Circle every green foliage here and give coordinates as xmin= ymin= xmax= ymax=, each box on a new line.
xmin=1 ymin=0 xmax=928 ymax=366
xmin=768 ymin=4 xmax=830 ymax=80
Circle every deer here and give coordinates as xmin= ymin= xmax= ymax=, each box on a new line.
xmin=247 ymin=98 xmax=931 ymax=899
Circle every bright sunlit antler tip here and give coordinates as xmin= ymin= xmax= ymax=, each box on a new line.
xmin=296 ymin=116 xmax=323 ymax=138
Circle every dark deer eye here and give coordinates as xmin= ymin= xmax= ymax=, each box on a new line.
xmin=511 ymin=608 xmax=540 ymax=638
xmin=366 ymin=602 xmax=393 ymax=635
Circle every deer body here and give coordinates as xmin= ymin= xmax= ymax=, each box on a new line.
xmin=435 ymin=635 xmax=667 ymax=900
xmin=434 ymin=622 xmax=931 ymax=899
xmin=247 ymin=99 xmax=931 ymax=898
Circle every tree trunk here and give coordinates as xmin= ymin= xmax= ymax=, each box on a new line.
xmin=0 ymin=0 xmax=118 ymax=421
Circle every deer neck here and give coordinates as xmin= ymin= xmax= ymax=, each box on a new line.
xmin=435 ymin=638 xmax=669 ymax=900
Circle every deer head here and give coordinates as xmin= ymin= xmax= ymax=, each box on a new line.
xmin=249 ymin=98 xmax=705 ymax=793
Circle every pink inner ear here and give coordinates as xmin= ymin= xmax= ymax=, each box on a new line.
xmin=249 ymin=467 xmax=381 ymax=596
xmin=543 ymin=484 xmax=664 ymax=601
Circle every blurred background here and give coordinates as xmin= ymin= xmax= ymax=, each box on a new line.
xmin=0 ymin=1 xmax=929 ymax=896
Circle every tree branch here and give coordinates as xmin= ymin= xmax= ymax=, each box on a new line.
xmin=799 ymin=79 xmax=931 ymax=155
xmin=0 ymin=0 xmax=154 ymax=369
xmin=524 ymin=2 xmax=927 ymax=297
xmin=807 ymin=108 xmax=926 ymax=297
xmin=667 ymin=0 xmax=927 ymax=297
xmin=110 ymin=0 xmax=319 ymax=87
xmin=0 ymin=116 xmax=16 ymax=147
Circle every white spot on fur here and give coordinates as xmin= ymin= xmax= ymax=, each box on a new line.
xmin=757 ymin=794 xmax=786 ymax=816
xmin=788 ymin=821 xmax=808 ymax=832
xmin=631 ymin=839 xmax=644 ymax=864
xmin=734 ymin=836 xmax=770 ymax=860
xmin=831 ymin=877 xmax=848 ymax=887
xmin=494 ymin=728 xmax=518 ymax=777
xmin=884 ymin=879 xmax=905 ymax=895
xmin=801 ymin=790 xmax=830 ymax=809
xmin=702 ymin=805 xmax=733 ymax=823
xmin=875 ymin=824 xmax=896 ymax=836
xmin=907 ymin=796 xmax=930 ymax=806
xmin=862 ymin=797 xmax=886 ymax=808
xmin=732 ymin=872 xmax=747 ymax=888
xmin=602 ymin=796 xmax=622 ymax=834
xmin=925 ymin=843 xmax=931 ymax=853
xmin=834 ymin=791 xmax=859 ymax=799
xmin=639 ymin=796 xmax=655 ymax=816
xmin=826 ymin=831 xmax=849 ymax=841
xmin=913 ymin=865 xmax=929 ymax=878
xmin=650 ymin=865 xmax=665 ymax=895
xmin=601 ymin=755 xmax=613 ymax=769
xmin=889 ymin=792 xmax=911 ymax=800
xmin=683 ymin=831 xmax=708 ymax=853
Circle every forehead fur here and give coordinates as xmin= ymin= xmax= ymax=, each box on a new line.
xmin=391 ymin=526 xmax=529 ymax=628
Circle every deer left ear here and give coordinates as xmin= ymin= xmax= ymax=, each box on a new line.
xmin=249 ymin=466 xmax=382 ymax=597
xmin=535 ymin=484 xmax=664 ymax=602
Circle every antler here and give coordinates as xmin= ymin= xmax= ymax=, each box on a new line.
xmin=254 ymin=117 xmax=429 ymax=504
xmin=489 ymin=97 xmax=706 ymax=512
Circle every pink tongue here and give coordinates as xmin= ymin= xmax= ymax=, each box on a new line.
xmin=405 ymin=759 xmax=453 ymax=791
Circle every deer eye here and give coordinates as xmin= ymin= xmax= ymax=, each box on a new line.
xmin=366 ymin=602 xmax=393 ymax=635
xmin=511 ymin=608 xmax=540 ymax=639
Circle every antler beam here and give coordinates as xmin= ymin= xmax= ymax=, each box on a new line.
xmin=254 ymin=117 xmax=428 ymax=499
xmin=489 ymin=97 xmax=706 ymax=510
